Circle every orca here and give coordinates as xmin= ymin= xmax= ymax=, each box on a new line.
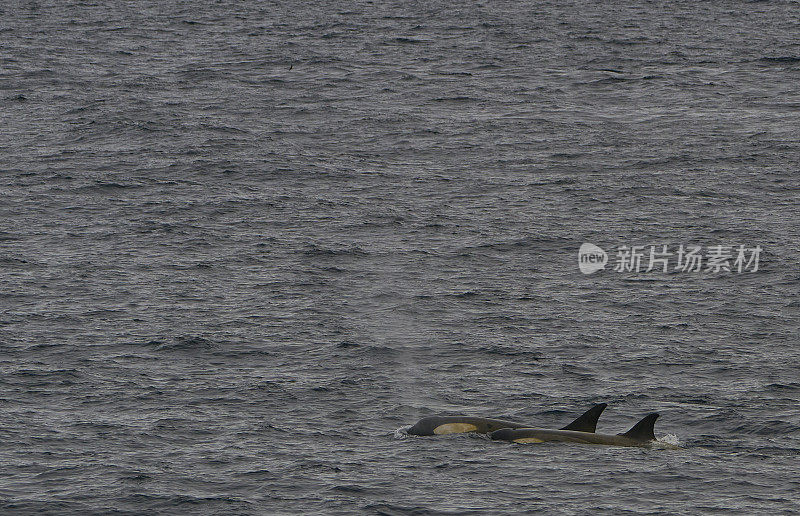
xmin=489 ymin=413 xmax=660 ymax=447
xmin=407 ymin=403 xmax=607 ymax=436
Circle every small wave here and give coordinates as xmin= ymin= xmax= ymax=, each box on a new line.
xmin=197 ymin=123 xmax=249 ymax=134
xmin=336 ymin=340 xmax=360 ymax=349
xmin=9 ymin=368 xmax=81 ymax=379
xmin=332 ymin=343 xmax=401 ymax=358
xmin=449 ymin=290 xmax=479 ymax=298
xmin=0 ymin=255 xmax=27 ymax=263
xmin=330 ymin=485 xmax=367 ymax=494
xmin=732 ymin=420 xmax=800 ymax=436
xmin=300 ymin=244 xmax=367 ymax=257
xmin=365 ymin=503 xmax=434 ymax=515
xmin=119 ymin=472 xmax=153 ymax=482
xmin=484 ymin=344 xmax=542 ymax=359
xmin=608 ymin=37 xmax=649 ymax=46
xmin=235 ymin=469 xmax=276 ymax=480
xmin=77 ymin=180 xmax=142 ymax=191
xmin=245 ymin=381 xmax=290 ymax=394
xmin=432 ymin=96 xmax=477 ymax=103
xmin=759 ymin=56 xmax=800 ymax=64
xmin=764 ymin=382 xmax=800 ymax=391
xmin=591 ymin=76 xmax=630 ymax=84
xmin=34 ymin=465 xmax=84 ymax=479
xmin=392 ymin=37 xmax=424 ymax=44
xmin=432 ymin=70 xmax=473 ymax=76
xmin=143 ymin=336 xmax=216 ymax=351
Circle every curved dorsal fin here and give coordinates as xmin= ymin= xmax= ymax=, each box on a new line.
xmin=619 ymin=413 xmax=659 ymax=441
xmin=560 ymin=403 xmax=607 ymax=432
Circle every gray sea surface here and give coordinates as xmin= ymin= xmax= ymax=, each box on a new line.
xmin=1 ymin=0 xmax=799 ymax=514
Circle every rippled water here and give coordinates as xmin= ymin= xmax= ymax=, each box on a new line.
xmin=2 ymin=0 xmax=799 ymax=514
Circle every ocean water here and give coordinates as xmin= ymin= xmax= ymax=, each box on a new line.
xmin=1 ymin=0 xmax=799 ymax=514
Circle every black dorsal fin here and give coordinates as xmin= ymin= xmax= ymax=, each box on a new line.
xmin=560 ymin=403 xmax=607 ymax=432
xmin=619 ymin=413 xmax=659 ymax=441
